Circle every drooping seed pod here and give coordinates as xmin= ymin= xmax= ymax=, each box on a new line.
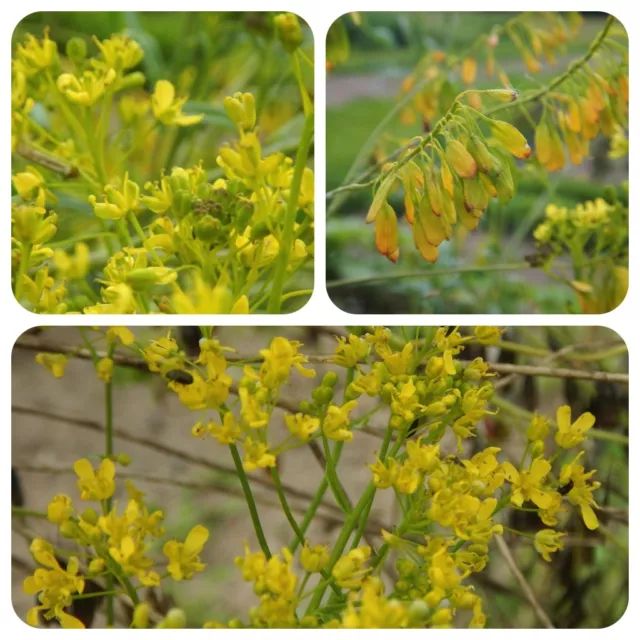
xmin=488 ymin=119 xmax=531 ymax=159
xmin=375 ymin=201 xmax=400 ymax=263
xmin=445 ymin=139 xmax=477 ymax=179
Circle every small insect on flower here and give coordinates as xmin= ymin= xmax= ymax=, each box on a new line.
xmin=164 ymin=370 xmax=194 ymax=385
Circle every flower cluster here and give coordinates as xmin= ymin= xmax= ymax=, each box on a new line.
xmin=24 ymin=457 xmax=209 ymax=628
xmin=532 ymin=190 xmax=628 ymax=312
xmin=11 ymin=20 xmax=313 ymax=314
xmin=366 ymin=100 xmax=529 ymax=263
xmin=24 ymin=325 xmax=608 ymax=628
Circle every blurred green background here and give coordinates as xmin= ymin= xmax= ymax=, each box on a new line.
xmin=326 ymin=12 xmax=627 ymax=314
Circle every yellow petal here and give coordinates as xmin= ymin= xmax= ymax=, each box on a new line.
xmin=581 ymin=504 xmax=599 ymax=530
xmin=73 ymin=458 xmax=94 ymax=480
xmin=556 ymin=405 xmax=571 ymax=432
xmin=184 ymin=524 xmax=209 ymax=555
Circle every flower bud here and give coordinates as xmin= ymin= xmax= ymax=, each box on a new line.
xmin=489 ymin=119 xmax=531 ymax=159
xmin=526 ymin=414 xmax=549 ymax=441
xmin=125 ymin=267 xmax=177 ymax=291
xmin=275 ymin=13 xmax=304 ymax=52
xmin=133 ymin=603 xmax=151 ymax=629
xmin=445 ymin=139 xmax=477 ymax=179
xmin=81 ymin=507 xmax=99 ymax=525
xmin=66 ymin=37 xmax=87 ymax=63
xmin=194 ymin=215 xmax=222 ymax=242
xmin=117 ymin=453 xmax=132 ymax=467
xmin=88 ymin=558 xmax=105 ymax=575
xmin=311 ymin=385 xmax=334 ymax=405
xmin=530 ymin=439 xmax=546 ymax=458
xmin=322 ymin=371 xmax=339 ymax=388
xmin=250 ymin=220 xmax=270 ymax=241
xmin=157 ymin=608 xmax=187 ymax=629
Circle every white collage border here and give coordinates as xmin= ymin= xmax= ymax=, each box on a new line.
xmin=2 ymin=1 xmax=636 ymax=636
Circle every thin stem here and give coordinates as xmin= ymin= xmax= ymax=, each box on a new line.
xmin=305 ymin=483 xmax=377 ymax=615
xmin=228 ymin=443 xmax=271 ymax=558
xmin=270 ymin=467 xmax=343 ymax=599
xmin=267 ymin=111 xmax=314 ymax=313
xmin=328 ymin=262 xmax=531 ymax=289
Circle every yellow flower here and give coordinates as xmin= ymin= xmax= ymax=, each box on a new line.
xmin=93 ymin=34 xmax=144 ymax=71
xmin=15 ymin=30 xmax=58 ymax=75
xmin=555 ymin=405 xmax=595 ymax=448
xmin=24 ymin=552 xmax=85 ymax=629
xmin=527 ymin=413 xmax=550 ymax=442
xmin=330 ymin=334 xmax=371 ymax=368
xmin=406 ymin=440 xmax=440 ymax=472
xmin=235 ymin=541 xmax=267 ymax=581
xmin=163 ymin=525 xmax=209 ymax=580
xmin=369 ymin=458 xmax=399 ymax=489
xmin=242 ymin=437 xmax=276 ymax=471
xmin=96 ymin=357 xmax=114 ymax=383
xmin=395 ymin=461 xmax=421 ymax=494
xmin=53 ymin=242 xmax=90 ymax=280
xmin=534 ymin=529 xmax=566 ymax=562
xmin=502 ymin=458 xmax=553 ymax=509
xmin=285 ymin=413 xmax=320 ymax=441
xmin=57 ymin=69 xmax=117 ymax=106
xmin=259 ymin=337 xmax=315 ymax=387
xmin=323 ymin=401 xmax=358 ymax=442
xmin=106 ymin=327 xmax=135 ymax=345
xmin=12 ymin=167 xmax=49 ymax=207
xmin=208 ymin=413 xmax=242 ymax=444
xmin=89 ymin=172 xmax=140 ymax=220
xmin=152 ymin=80 xmax=203 ymax=126
xmin=47 ymin=495 xmax=75 ymax=524
xmin=332 ymin=547 xmax=371 ymax=589
xmin=35 ymin=353 xmax=68 ymax=378
xmin=300 ymin=541 xmax=330 ymax=573
xmin=73 ymin=458 xmax=116 ymax=501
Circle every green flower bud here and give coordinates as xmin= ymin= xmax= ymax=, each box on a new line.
xmin=275 ymin=13 xmax=304 ymax=52
xmin=81 ymin=508 xmax=99 ymax=526
xmin=380 ymin=382 xmax=396 ymax=404
xmin=194 ymin=215 xmax=222 ymax=242
xmin=250 ymin=220 xmax=270 ymax=241
xmin=408 ymin=599 xmax=430 ymax=624
xmin=157 ymin=608 xmax=186 ymax=629
xmin=299 ymin=400 xmax=312 ymax=413
xmin=425 ymin=356 xmax=444 ymax=378
xmin=66 ymin=37 xmax=87 ymax=63
xmin=389 ymin=414 xmax=406 ymax=431
xmin=133 ymin=603 xmax=151 ymax=629
xmin=234 ymin=201 xmax=254 ymax=231
xmin=311 ymin=385 xmax=333 ymax=405
xmin=60 ymin=520 xmax=78 ymax=539
xmin=530 ymin=439 xmax=546 ymax=458
xmin=116 ymin=453 xmax=132 ymax=467
xmin=172 ymin=190 xmax=192 ymax=218
xmin=322 ymin=371 xmax=339 ymax=388
xmin=125 ymin=267 xmax=176 ymax=292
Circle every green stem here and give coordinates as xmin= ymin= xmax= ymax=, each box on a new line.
xmin=270 ymin=467 xmax=343 ymax=599
xmin=305 ymin=483 xmax=376 ymax=614
xmin=320 ymin=431 xmax=351 ymax=513
xmin=267 ymin=112 xmax=314 ymax=313
xmin=328 ymin=262 xmax=531 ymax=289
xmin=11 ymin=506 xmax=48 ymax=519
xmin=228 ymin=444 xmax=271 ymax=558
